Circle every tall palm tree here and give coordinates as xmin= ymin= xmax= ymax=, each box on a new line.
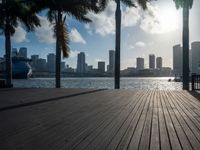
xmin=98 ymin=0 xmax=149 ymax=89
xmin=34 ymin=0 xmax=99 ymax=88
xmin=0 ymin=0 xmax=40 ymax=87
xmin=174 ymin=0 xmax=193 ymax=90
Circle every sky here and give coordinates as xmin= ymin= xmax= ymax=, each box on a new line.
xmin=0 ymin=0 xmax=200 ymax=69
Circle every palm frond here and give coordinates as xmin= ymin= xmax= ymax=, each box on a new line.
xmin=53 ymin=14 xmax=70 ymax=58
xmin=173 ymin=0 xmax=193 ymax=9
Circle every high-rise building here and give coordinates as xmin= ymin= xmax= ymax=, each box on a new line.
xmin=173 ymin=44 xmax=182 ymax=76
xmin=37 ymin=58 xmax=47 ymax=71
xmin=156 ymin=57 xmax=163 ymax=69
xmin=191 ymin=41 xmax=200 ymax=74
xmin=136 ymin=57 xmax=144 ymax=70
xmin=31 ymin=55 xmax=39 ymax=71
xmin=108 ymin=50 xmax=115 ymax=73
xmin=87 ymin=65 xmax=93 ymax=73
xmin=12 ymin=48 xmax=18 ymax=57
xmin=98 ymin=61 xmax=105 ymax=73
xmin=77 ymin=52 xmax=86 ymax=73
xmin=47 ymin=53 xmax=56 ymax=72
xmin=149 ymin=54 xmax=155 ymax=69
xmin=19 ymin=47 xmax=27 ymax=58
xmin=61 ymin=61 xmax=66 ymax=71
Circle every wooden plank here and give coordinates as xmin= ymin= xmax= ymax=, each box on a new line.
xmin=157 ymin=91 xmax=171 ymax=150
xmin=166 ymin=91 xmax=200 ymax=150
xmin=168 ymin=91 xmax=200 ymax=143
xmin=150 ymin=90 xmax=160 ymax=150
xmin=163 ymin=91 xmax=193 ymax=150
xmin=76 ymin=91 xmax=142 ymax=150
xmin=127 ymin=90 xmax=152 ymax=149
xmin=1 ymin=89 xmax=200 ymax=150
xmin=115 ymin=90 xmax=151 ymax=150
xmin=159 ymin=91 xmax=182 ymax=150
xmin=106 ymin=90 xmax=149 ymax=150
xmin=138 ymin=90 xmax=154 ymax=150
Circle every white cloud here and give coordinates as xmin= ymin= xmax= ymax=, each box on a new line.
xmin=70 ymin=28 xmax=86 ymax=44
xmin=128 ymin=44 xmax=135 ymax=50
xmin=95 ymin=58 xmax=104 ymax=62
xmin=135 ymin=41 xmax=146 ymax=47
xmin=13 ymin=26 xmax=28 ymax=43
xmin=140 ymin=4 xmax=180 ymax=34
xmin=86 ymin=1 xmax=141 ymax=36
xmin=69 ymin=50 xmax=80 ymax=58
xmin=35 ymin=16 xmax=55 ymax=44
xmin=86 ymin=1 xmax=116 ymax=36
xmin=122 ymin=7 xmax=141 ymax=27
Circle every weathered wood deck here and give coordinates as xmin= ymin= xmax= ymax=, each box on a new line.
xmin=1 ymin=89 xmax=200 ymax=150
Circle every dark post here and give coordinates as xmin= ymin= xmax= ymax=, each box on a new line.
xmin=4 ymin=0 xmax=13 ymax=87
xmin=56 ymin=10 xmax=62 ymax=88
xmin=182 ymin=6 xmax=190 ymax=90
xmin=192 ymin=75 xmax=194 ymax=91
xmin=115 ymin=0 xmax=121 ymax=89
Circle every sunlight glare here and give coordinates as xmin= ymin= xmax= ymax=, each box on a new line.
xmin=157 ymin=7 xmax=181 ymax=33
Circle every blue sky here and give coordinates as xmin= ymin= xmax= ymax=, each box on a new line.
xmin=0 ymin=0 xmax=200 ymax=69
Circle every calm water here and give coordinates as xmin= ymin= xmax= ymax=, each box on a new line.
xmin=13 ymin=77 xmax=182 ymax=90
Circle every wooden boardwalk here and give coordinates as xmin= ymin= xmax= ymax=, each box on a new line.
xmin=1 ymin=89 xmax=200 ymax=150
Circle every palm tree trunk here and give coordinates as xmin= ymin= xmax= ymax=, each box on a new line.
xmin=5 ymin=12 xmax=13 ymax=88
xmin=182 ymin=6 xmax=190 ymax=90
xmin=56 ymin=10 xmax=62 ymax=88
xmin=115 ymin=0 xmax=121 ymax=89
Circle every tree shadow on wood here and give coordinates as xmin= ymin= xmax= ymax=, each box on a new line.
xmin=188 ymin=91 xmax=200 ymax=101
xmin=0 ymin=89 xmax=106 ymax=112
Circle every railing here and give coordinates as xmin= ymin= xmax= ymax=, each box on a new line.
xmin=192 ymin=74 xmax=200 ymax=90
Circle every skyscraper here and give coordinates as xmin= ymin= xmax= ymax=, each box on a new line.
xmin=31 ymin=55 xmax=39 ymax=71
xmin=61 ymin=61 xmax=66 ymax=71
xmin=156 ymin=57 xmax=163 ymax=69
xmin=19 ymin=47 xmax=27 ymax=58
xmin=191 ymin=41 xmax=200 ymax=74
xmin=149 ymin=54 xmax=155 ymax=69
xmin=47 ymin=53 xmax=56 ymax=73
xmin=136 ymin=57 xmax=144 ymax=70
xmin=12 ymin=48 xmax=18 ymax=57
xmin=98 ymin=61 xmax=105 ymax=73
xmin=173 ymin=44 xmax=182 ymax=76
xmin=77 ymin=52 xmax=86 ymax=73
xmin=108 ymin=50 xmax=115 ymax=73
xmin=37 ymin=58 xmax=47 ymax=71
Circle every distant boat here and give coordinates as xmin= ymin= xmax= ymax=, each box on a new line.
xmin=0 ymin=56 xmax=32 ymax=79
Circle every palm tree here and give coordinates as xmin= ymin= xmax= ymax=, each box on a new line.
xmin=34 ymin=0 xmax=99 ymax=88
xmin=174 ymin=0 xmax=193 ymax=90
xmin=98 ymin=0 xmax=149 ymax=89
xmin=0 ymin=0 xmax=40 ymax=87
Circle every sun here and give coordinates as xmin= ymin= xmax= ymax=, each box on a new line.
xmin=157 ymin=7 xmax=181 ymax=33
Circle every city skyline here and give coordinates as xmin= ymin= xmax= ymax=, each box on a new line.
xmin=5 ymin=47 xmax=170 ymax=72
xmin=0 ymin=0 xmax=200 ymax=69
xmin=5 ymin=40 xmax=200 ymax=75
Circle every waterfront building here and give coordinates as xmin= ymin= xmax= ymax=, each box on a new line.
xmin=77 ymin=52 xmax=86 ymax=73
xmin=191 ymin=41 xmax=200 ymax=74
xmin=47 ymin=53 xmax=56 ymax=73
xmin=12 ymin=48 xmax=18 ymax=57
xmin=37 ymin=58 xmax=47 ymax=71
xmin=108 ymin=50 xmax=115 ymax=73
xmin=87 ymin=65 xmax=93 ymax=73
xmin=19 ymin=47 xmax=27 ymax=58
xmin=31 ymin=55 xmax=39 ymax=71
xmin=156 ymin=57 xmax=163 ymax=69
xmin=98 ymin=61 xmax=105 ymax=73
xmin=149 ymin=54 xmax=155 ymax=69
xmin=173 ymin=45 xmax=182 ymax=76
xmin=136 ymin=57 xmax=144 ymax=70
xmin=61 ymin=61 xmax=66 ymax=72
